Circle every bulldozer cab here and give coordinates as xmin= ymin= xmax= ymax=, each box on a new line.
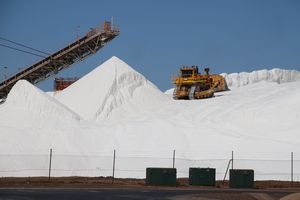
xmin=180 ymin=66 xmax=199 ymax=78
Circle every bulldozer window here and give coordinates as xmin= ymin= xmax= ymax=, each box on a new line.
xmin=181 ymin=70 xmax=193 ymax=78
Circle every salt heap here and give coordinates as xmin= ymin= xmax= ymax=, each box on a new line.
xmin=222 ymin=68 xmax=300 ymax=88
xmin=0 ymin=80 xmax=82 ymax=157
xmin=56 ymin=56 xmax=168 ymax=121
xmin=0 ymin=80 xmax=80 ymax=121
xmin=1 ymin=57 xmax=300 ymax=180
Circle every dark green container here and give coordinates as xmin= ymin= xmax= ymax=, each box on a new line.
xmin=229 ymin=169 xmax=254 ymax=188
xmin=146 ymin=168 xmax=177 ymax=186
xmin=189 ymin=168 xmax=216 ymax=186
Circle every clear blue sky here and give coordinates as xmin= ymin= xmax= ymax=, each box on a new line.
xmin=1 ymin=0 xmax=300 ymax=91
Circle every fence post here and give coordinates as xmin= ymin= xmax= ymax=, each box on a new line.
xmin=291 ymin=152 xmax=294 ymax=183
xmin=223 ymin=159 xmax=232 ymax=184
xmin=172 ymin=150 xmax=176 ymax=168
xmin=112 ymin=149 xmax=116 ymax=183
xmin=48 ymin=148 xmax=52 ymax=181
xmin=231 ymin=150 xmax=234 ymax=170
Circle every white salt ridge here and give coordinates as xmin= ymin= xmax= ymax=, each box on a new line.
xmin=222 ymin=68 xmax=300 ymax=88
xmin=56 ymin=56 xmax=168 ymax=120
xmin=2 ymin=80 xmax=80 ymax=121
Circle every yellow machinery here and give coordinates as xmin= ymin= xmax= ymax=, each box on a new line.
xmin=172 ymin=66 xmax=228 ymax=100
xmin=210 ymin=74 xmax=229 ymax=92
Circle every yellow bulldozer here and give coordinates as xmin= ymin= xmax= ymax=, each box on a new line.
xmin=172 ymin=66 xmax=228 ymax=100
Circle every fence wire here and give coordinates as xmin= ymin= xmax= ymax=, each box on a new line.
xmin=0 ymin=151 xmax=299 ymax=181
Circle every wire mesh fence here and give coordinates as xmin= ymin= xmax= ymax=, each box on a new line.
xmin=0 ymin=150 xmax=299 ymax=181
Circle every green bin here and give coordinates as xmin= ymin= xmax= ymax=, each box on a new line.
xmin=229 ymin=169 xmax=254 ymax=188
xmin=146 ymin=168 xmax=177 ymax=186
xmin=189 ymin=168 xmax=216 ymax=186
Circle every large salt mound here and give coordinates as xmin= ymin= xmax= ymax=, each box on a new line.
xmin=1 ymin=59 xmax=300 ymax=180
xmin=222 ymin=68 xmax=300 ymax=88
xmin=0 ymin=80 xmax=80 ymax=121
xmin=56 ymin=56 xmax=168 ymax=120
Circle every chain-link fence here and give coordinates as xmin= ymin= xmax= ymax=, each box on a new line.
xmin=0 ymin=150 xmax=299 ymax=181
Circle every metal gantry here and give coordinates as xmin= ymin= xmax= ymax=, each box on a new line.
xmin=0 ymin=21 xmax=119 ymax=100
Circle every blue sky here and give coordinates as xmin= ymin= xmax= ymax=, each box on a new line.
xmin=1 ymin=0 xmax=300 ymax=91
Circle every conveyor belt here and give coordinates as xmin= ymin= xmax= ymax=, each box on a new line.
xmin=0 ymin=23 xmax=119 ymax=100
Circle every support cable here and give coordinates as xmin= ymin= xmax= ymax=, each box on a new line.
xmin=0 ymin=43 xmax=46 ymax=58
xmin=0 ymin=36 xmax=50 ymax=55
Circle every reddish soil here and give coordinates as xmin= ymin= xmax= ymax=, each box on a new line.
xmin=1 ymin=176 xmax=300 ymax=189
